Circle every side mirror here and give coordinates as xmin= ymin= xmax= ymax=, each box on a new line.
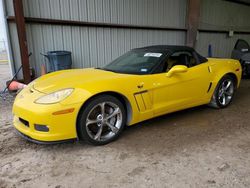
xmin=166 ymin=65 xmax=188 ymax=77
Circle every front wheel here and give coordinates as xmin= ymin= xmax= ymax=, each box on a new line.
xmin=78 ymin=95 xmax=126 ymax=145
xmin=209 ymin=75 xmax=235 ymax=108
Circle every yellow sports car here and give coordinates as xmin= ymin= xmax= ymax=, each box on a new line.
xmin=13 ymin=45 xmax=242 ymax=145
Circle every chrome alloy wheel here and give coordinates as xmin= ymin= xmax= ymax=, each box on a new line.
xmin=85 ymin=102 xmax=123 ymax=141
xmin=217 ymin=79 xmax=234 ymax=106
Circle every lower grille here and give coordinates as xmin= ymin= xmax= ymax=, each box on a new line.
xmin=19 ymin=118 xmax=29 ymax=127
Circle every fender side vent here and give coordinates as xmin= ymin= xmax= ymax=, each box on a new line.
xmin=208 ymin=66 xmax=212 ymax=73
xmin=207 ymin=82 xmax=212 ymax=93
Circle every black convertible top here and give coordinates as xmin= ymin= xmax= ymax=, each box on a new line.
xmin=135 ymin=45 xmax=194 ymax=52
xmin=134 ymin=45 xmax=208 ymax=64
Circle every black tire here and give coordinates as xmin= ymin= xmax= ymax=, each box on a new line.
xmin=78 ymin=95 xmax=126 ymax=145
xmin=209 ymin=75 xmax=236 ymax=108
xmin=241 ymin=61 xmax=250 ymax=78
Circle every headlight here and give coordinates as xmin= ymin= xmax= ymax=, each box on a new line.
xmin=35 ymin=88 xmax=74 ymax=104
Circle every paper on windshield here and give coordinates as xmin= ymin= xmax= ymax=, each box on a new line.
xmin=144 ymin=53 xmax=162 ymax=58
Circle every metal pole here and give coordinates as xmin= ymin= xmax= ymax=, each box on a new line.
xmin=186 ymin=0 xmax=201 ymax=48
xmin=13 ymin=0 xmax=31 ymax=84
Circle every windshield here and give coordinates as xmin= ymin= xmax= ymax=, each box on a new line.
xmin=102 ymin=50 xmax=165 ymax=74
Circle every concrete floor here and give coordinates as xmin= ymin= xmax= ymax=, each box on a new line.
xmin=0 ymin=73 xmax=250 ymax=187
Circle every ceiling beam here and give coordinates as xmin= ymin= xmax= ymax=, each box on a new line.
xmin=186 ymin=0 xmax=201 ymax=48
xmin=6 ymin=16 xmax=187 ymax=32
xmin=13 ymin=0 xmax=31 ymax=84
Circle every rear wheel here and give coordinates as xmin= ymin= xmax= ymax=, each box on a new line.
xmin=78 ymin=95 xmax=126 ymax=145
xmin=209 ymin=75 xmax=235 ymax=108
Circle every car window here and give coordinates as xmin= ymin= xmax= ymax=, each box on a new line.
xmin=102 ymin=50 xmax=165 ymax=74
xmin=164 ymin=51 xmax=197 ymax=72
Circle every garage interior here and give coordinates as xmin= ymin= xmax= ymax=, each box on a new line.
xmin=1 ymin=0 xmax=250 ymax=187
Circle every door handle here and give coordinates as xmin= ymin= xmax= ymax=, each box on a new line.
xmin=137 ymin=82 xmax=144 ymax=89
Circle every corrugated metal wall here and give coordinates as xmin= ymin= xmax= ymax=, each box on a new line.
xmin=5 ymin=0 xmax=187 ymax=77
xmin=197 ymin=0 xmax=250 ymax=57
xmin=196 ymin=33 xmax=250 ymax=58
xmin=26 ymin=26 xmax=185 ymax=75
xmin=21 ymin=0 xmax=187 ymax=27
xmin=200 ymin=0 xmax=250 ymax=31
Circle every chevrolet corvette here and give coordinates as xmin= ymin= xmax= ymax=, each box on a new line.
xmin=13 ymin=45 xmax=242 ymax=145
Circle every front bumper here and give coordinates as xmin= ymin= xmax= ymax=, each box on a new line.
xmin=13 ymin=87 xmax=82 ymax=142
xmin=15 ymin=128 xmax=77 ymax=144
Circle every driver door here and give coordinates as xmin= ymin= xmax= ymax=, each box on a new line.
xmin=149 ymin=51 xmax=212 ymax=116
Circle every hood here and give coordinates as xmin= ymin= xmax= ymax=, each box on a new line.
xmin=33 ymin=68 xmax=130 ymax=93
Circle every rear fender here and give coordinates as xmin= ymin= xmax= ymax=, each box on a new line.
xmin=208 ymin=59 xmax=241 ymax=94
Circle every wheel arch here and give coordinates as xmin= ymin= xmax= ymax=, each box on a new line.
xmin=209 ymin=72 xmax=238 ymax=108
xmin=218 ymin=72 xmax=238 ymax=89
xmin=226 ymin=72 xmax=238 ymax=87
xmin=210 ymin=72 xmax=238 ymax=99
xmin=213 ymin=72 xmax=238 ymax=89
xmin=76 ymin=91 xmax=133 ymax=140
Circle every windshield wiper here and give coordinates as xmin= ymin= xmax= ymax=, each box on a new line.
xmin=96 ymin=67 xmax=116 ymax=73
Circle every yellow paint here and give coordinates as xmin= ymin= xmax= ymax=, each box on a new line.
xmin=13 ymin=58 xmax=242 ymax=142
